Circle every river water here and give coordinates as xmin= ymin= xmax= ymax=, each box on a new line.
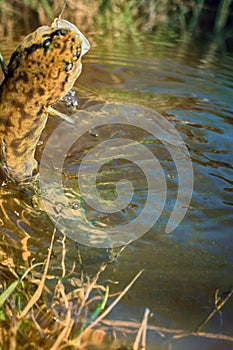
xmin=0 ymin=29 xmax=233 ymax=349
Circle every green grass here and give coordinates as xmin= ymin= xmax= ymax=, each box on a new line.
xmin=0 ymin=0 xmax=232 ymax=44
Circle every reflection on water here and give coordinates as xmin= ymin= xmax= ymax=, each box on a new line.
xmin=0 ymin=32 xmax=233 ymax=349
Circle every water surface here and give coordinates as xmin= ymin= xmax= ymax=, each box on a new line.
xmin=0 ymin=31 xmax=233 ymax=349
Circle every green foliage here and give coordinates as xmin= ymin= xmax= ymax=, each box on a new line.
xmin=0 ymin=262 xmax=44 ymax=308
xmin=24 ymin=0 xmax=54 ymax=20
xmin=214 ymin=0 xmax=232 ymax=33
xmin=0 ymin=0 xmax=232 ymax=44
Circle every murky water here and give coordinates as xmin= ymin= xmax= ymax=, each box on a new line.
xmin=0 ymin=30 xmax=233 ymax=349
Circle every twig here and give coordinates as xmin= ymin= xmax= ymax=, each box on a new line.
xmin=76 ymin=260 xmax=111 ymax=318
xmin=48 ymin=106 xmax=74 ymax=124
xmin=101 ymin=319 xmax=233 ymax=342
xmin=72 ymin=270 xmax=144 ymax=344
xmin=18 ymin=227 xmax=56 ymax=318
xmin=133 ymin=308 xmax=150 ymax=350
xmin=50 ymin=306 xmax=74 ymax=350
xmin=195 ymin=288 xmax=233 ymax=332
xmin=141 ymin=309 xmax=150 ymax=349
xmin=76 ymin=246 xmax=84 ymax=283
xmin=60 ymin=232 xmax=67 ymax=279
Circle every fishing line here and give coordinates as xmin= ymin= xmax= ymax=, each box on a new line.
xmin=59 ymin=0 xmax=68 ymax=19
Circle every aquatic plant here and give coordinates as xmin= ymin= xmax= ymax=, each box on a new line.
xmin=0 ymin=0 xmax=232 ymax=47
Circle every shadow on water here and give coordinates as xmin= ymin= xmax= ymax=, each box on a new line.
xmin=0 ymin=27 xmax=233 ymax=349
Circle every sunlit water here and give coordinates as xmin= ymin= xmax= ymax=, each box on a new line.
xmin=0 ymin=31 xmax=233 ymax=349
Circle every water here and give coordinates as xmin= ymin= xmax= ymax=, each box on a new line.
xmin=0 ymin=30 xmax=233 ymax=349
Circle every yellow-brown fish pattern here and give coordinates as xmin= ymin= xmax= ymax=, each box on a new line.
xmin=0 ymin=19 xmax=90 ymax=182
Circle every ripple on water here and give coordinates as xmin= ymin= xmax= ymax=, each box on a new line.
xmin=0 ymin=33 xmax=233 ymax=349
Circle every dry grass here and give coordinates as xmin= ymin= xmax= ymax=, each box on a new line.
xmin=0 ymin=228 xmax=144 ymax=350
xmin=0 ymin=0 xmax=98 ymax=38
xmin=0 ymin=227 xmax=233 ymax=350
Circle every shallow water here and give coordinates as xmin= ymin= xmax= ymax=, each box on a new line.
xmin=0 ymin=30 xmax=233 ymax=349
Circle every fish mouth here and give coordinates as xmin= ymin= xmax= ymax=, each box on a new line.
xmin=52 ymin=18 xmax=91 ymax=57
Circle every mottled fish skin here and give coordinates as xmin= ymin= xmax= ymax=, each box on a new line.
xmin=0 ymin=22 xmax=88 ymax=182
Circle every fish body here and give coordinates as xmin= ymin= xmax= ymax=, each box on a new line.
xmin=0 ymin=19 xmax=90 ymax=182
